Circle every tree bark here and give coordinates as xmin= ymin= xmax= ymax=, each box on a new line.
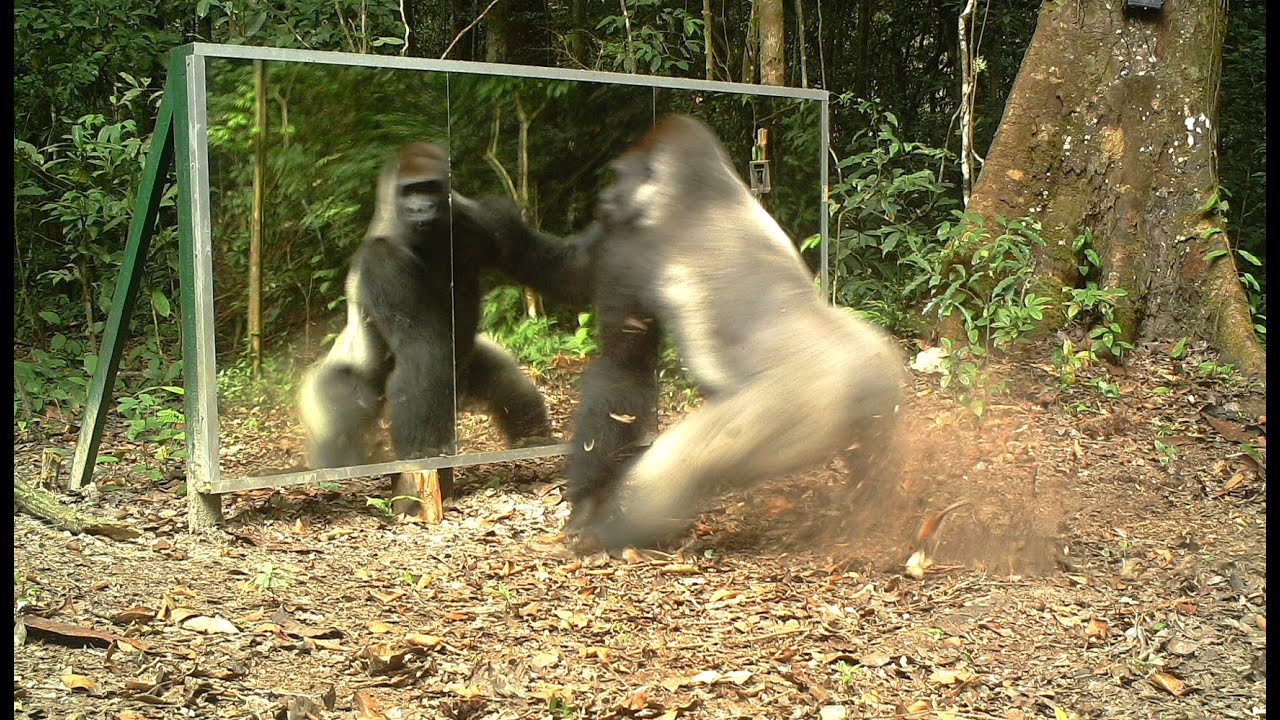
xmin=740 ymin=0 xmax=758 ymax=83
xmin=248 ymin=59 xmax=266 ymax=379
xmin=855 ymin=0 xmax=872 ymax=98
xmin=569 ymin=0 xmax=588 ymax=66
xmin=759 ymin=0 xmax=785 ymax=86
xmin=793 ymin=0 xmax=808 ymax=88
xmin=953 ymin=0 xmax=1263 ymax=374
xmin=704 ymin=0 xmax=716 ymax=80
xmin=485 ymin=0 xmax=549 ymax=66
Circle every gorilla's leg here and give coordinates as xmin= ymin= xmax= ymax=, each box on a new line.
xmin=591 ymin=354 xmax=899 ymax=550
xmin=385 ymin=340 xmax=456 ymax=458
xmin=298 ymin=362 xmax=384 ymax=468
xmin=467 ymin=336 xmax=551 ymax=445
xmin=382 ymin=332 xmax=457 ymax=505
xmin=565 ymin=315 xmax=661 ymax=531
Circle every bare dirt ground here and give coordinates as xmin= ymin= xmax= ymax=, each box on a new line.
xmin=14 ymin=344 xmax=1266 ymax=720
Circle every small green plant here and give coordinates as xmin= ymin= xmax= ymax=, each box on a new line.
xmin=14 ymin=332 xmax=92 ymax=421
xmin=825 ymin=100 xmax=957 ymax=330
xmin=1065 ymin=229 xmax=1136 ymax=361
xmin=927 ymin=213 xmax=1048 ymax=352
xmin=115 ymin=386 xmax=187 ymax=459
xmin=545 ymin=693 xmax=576 ymax=719
xmin=1237 ymin=443 xmax=1263 ymax=466
xmin=366 ymin=496 xmax=408 ymax=517
xmin=1194 ymin=360 xmax=1236 ymax=381
xmin=1051 ymin=337 xmax=1093 ymax=386
xmin=479 ymin=287 xmax=598 ymax=371
xmin=1202 ymin=194 xmax=1266 ymax=343
xmin=1089 ymin=378 xmax=1121 ymax=399
xmin=936 ymin=339 xmax=991 ymax=416
xmin=246 ymin=563 xmax=288 ymax=593
xmin=14 ymin=577 xmax=46 ymax=607
xmin=834 ymin=660 xmax=864 ymax=686
xmin=1154 ymin=440 xmax=1179 ymax=467
xmin=486 ymin=582 xmax=514 ymax=604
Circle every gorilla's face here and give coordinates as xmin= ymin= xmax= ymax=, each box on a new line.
xmin=598 ymin=151 xmax=652 ymax=227
xmin=399 ymin=177 xmax=447 ymax=228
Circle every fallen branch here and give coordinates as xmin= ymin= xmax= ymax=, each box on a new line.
xmin=14 ymin=476 xmax=141 ymax=540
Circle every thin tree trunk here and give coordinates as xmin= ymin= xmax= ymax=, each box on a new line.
xmin=740 ymin=0 xmax=757 ymax=83
xmin=515 ymin=96 xmax=544 ymax=318
xmin=759 ymin=0 xmax=785 ymax=86
xmin=957 ymin=0 xmax=977 ymax=205
xmin=855 ymin=0 xmax=871 ymax=98
xmin=618 ymin=0 xmax=638 ymax=72
xmin=248 ymin=59 xmax=266 ymax=379
xmin=703 ymin=0 xmax=715 ymax=80
xmin=569 ymin=0 xmax=588 ymax=65
xmin=951 ymin=0 xmax=1263 ymax=374
xmin=793 ymin=0 xmax=808 ymax=88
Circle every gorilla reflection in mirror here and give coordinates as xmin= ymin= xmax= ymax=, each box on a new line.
xmin=566 ymin=116 xmax=904 ymax=550
xmin=299 ymin=143 xmax=596 ymax=491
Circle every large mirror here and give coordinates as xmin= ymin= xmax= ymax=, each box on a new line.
xmin=197 ymin=54 xmax=824 ymax=494
xmin=444 ymin=75 xmax=658 ymax=456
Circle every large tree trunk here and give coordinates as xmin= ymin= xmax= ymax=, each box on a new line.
xmin=955 ymin=0 xmax=1263 ymax=374
xmin=485 ymin=0 xmax=549 ymax=66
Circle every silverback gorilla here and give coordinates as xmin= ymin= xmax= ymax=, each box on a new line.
xmin=566 ymin=116 xmax=904 ymax=550
xmin=299 ymin=142 xmax=595 ymax=495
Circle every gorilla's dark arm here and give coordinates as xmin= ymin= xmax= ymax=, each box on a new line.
xmin=463 ymin=195 xmax=602 ymax=307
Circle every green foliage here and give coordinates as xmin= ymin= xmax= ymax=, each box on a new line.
xmin=245 ymin=563 xmax=289 ymax=593
xmin=822 ymin=98 xmax=957 ymax=334
xmin=1061 ymin=228 xmax=1134 ymax=365
xmin=545 ymin=693 xmax=576 ymax=719
xmin=115 ymin=386 xmax=187 ymax=459
xmin=479 ymin=287 xmax=597 ymax=371
xmin=927 ymin=213 xmax=1049 ymax=353
xmin=596 ymin=0 xmax=705 ymax=74
xmin=1206 ymin=240 xmax=1267 ymax=343
xmin=217 ymin=355 xmax=302 ymax=412
xmin=1193 ymin=360 xmax=1236 ymax=382
xmin=834 ymin=660 xmax=863 ymax=686
xmin=14 ymin=344 xmax=91 ymax=421
xmin=196 ymin=0 xmax=406 ymax=52
xmin=1153 ymin=440 xmax=1179 ymax=467
xmin=1217 ymin=2 xmax=1267 ymax=298
xmin=366 ymin=496 xmax=399 ymax=517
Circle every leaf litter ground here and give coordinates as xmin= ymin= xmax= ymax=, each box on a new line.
xmin=14 ymin=345 xmax=1266 ymax=719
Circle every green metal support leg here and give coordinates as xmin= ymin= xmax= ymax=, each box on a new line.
xmin=68 ymin=93 xmax=177 ymax=491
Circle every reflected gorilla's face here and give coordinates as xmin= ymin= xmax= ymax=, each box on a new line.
xmin=371 ymin=142 xmax=451 ymax=233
